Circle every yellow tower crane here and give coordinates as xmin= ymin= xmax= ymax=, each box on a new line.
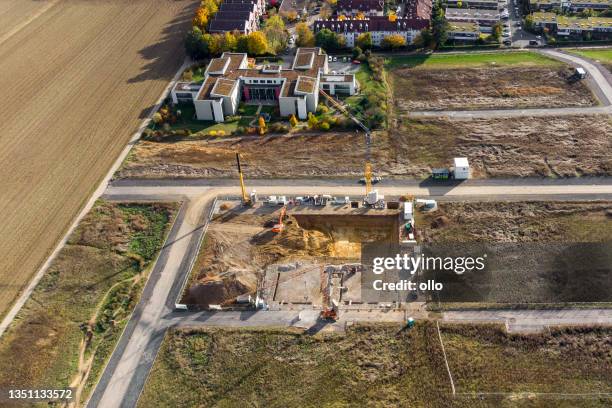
xmin=235 ymin=153 xmax=251 ymax=206
xmin=319 ymin=89 xmax=373 ymax=197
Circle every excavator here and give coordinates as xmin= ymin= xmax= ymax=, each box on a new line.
xmin=272 ymin=206 xmax=286 ymax=233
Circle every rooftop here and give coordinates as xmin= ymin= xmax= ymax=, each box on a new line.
xmin=211 ymin=78 xmax=237 ymax=97
xmin=445 ymin=7 xmax=500 ymax=19
xmin=336 ymin=0 xmax=384 ymax=11
xmin=295 ymin=76 xmax=317 ymax=93
xmin=209 ymin=19 xmax=248 ymax=32
xmin=314 ymin=16 xmax=429 ymax=33
xmin=448 ymin=21 xmax=480 ymax=33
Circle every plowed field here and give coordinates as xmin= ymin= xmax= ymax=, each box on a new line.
xmin=0 ymin=0 xmax=195 ymax=318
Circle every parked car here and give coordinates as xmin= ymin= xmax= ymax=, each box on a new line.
xmin=332 ymin=56 xmax=337 ymax=62
xmin=328 ymin=56 xmax=332 ymax=62
xmin=352 ymin=60 xmax=361 ymax=64
xmin=536 ymin=35 xmax=542 ymax=40
xmin=502 ymin=32 xmax=510 ymax=37
xmin=503 ymin=39 xmax=512 ymax=45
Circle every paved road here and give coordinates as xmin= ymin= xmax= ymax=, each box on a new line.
xmin=408 ymin=105 xmax=611 ymax=119
xmin=87 ymin=194 xmax=215 ymax=408
xmin=104 ymin=178 xmax=612 ymax=202
xmin=443 ymin=309 xmax=612 ymax=333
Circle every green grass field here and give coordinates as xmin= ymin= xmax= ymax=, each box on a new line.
xmin=567 ymin=48 xmax=612 ymax=68
xmin=386 ymin=51 xmax=562 ymax=70
xmin=0 ymin=201 xmax=177 ymax=404
xmin=138 ymin=323 xmax=612 ymax=407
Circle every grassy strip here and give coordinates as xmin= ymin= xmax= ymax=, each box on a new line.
xmin=386 ymin=51 xmax=562 ymax=70
xmin=139 ymin=323 xmax=452 ymax=407
xmin=441 ymin=324 xmax=612 ymax=396
xmin=0 ymin=201 xmax=178 ymax=403
xmin=567 ymin=48 xmax=612 ymax=64
xmin=140 ymin=323 xmax=612 ymax=407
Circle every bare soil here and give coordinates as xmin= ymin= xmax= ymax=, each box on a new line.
xmin=419 ymin=201 xmax=612 ymax=243
xmin=120 ymin=114 xmax=611 ymax=179
xmin=391 ymin=115 xmax=612 ymax=178
xmin=0 ymin=0 xmax=194 ymax=318
xmin=391 ymin=66 xmax=598 ymax=111
xmin=183 ymin=203 xmax=399 ymax=306
xmin=418 ymin=201 xmax=612 ymax=304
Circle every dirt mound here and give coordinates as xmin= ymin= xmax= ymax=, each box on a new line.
xmin=185 ymin=277 xmax=251 ymax=306
xmin=431 ymin=215 xmax=450 ymax=229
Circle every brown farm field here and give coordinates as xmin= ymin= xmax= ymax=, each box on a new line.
xmin=0 ymin=0 xmax=195 ymax=318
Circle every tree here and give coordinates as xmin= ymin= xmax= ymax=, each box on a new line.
xmin=431 ymin=0 xmax=449 ymax=48
xmin=236 ymin=34 xmax=249 ymax=53
xmin=258 ymin=116 xmax=266 ymax=135
xmin=315 ymin=29 xmax=345 ymax=51
xmin=185 ymin=27 xmax=207 ymax=60
xmin=307 ymin=112 xmax=318 ymax=128
xmin=264 ymin=15 xmax=288 ymax=54
xmin=524 ymin=14 xmax=535 ymax=32
xmin=221 ymin=31 xmax=237 ymax=52
xmin=381 ymin=34 xmax=406 ymax=49
xmin=355 ymin=11 xmax=365 ymax=19
xmin=152 ymin=112 xmax=163 ymax=127
xmin=247 ymin=31 xmax=268 ymax=55
xmin=192 ymin=7 xmax=209 ymax=30
xmin=356 ymin=32 xmax=372 ymax=49
xmin=388 ymin=13 xmax=397 ymax=22
xmin=412 ymin=28 xmax=434 ymax=49
xmin=289 ymin=114 xmax=298 ymax=127
xmin=296 ymin=22 xmax=315 ymax=46
xmin=202 ymin=33 xmax=221 ymax=56
xmin=352 ymin=46 xmax=363 ymax=59
xmin=201 ymin=0 xmax=219 ymax=15
xmin=491 ymin=22 xmax=503 ymax=42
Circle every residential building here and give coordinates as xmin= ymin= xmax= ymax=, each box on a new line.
xmin=314 ymin=16 xmax=429 ymax=47
xmin=531 ymin=11 xmax=612 ymax=37
xmin=170 ymin=48 xmax=358 ymax=122
xmin=445 ymin=7 xmax=500 ymax=30
xmin=210 ymin=0 xmax=264 ymax=35
xmin=444 ymin=0 xmax=501 ymax=9
xmin=447 ymin=21 xmax=482 ymax=40
xmin=401 ymin=0 xmax=434 ymax=19
xmin=336 ymin=0 xmax=385 ymax=16
xmin=529 ymin=0 xmax=612 ymax=11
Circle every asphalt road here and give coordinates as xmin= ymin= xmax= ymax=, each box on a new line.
xmin=443 ymin=309 xmax=612 ymax=333
xmin=104 ymin=178 xmax=612 ymax=202
xmin=87 ymin=194 xmax=215 ymax=408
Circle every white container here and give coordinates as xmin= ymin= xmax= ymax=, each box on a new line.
xmin=453 ymin=157 xmax=470 ymax=180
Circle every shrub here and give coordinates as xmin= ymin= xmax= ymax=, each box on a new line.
xmin=209 ymin=130 xmax=217 ymax=136
xmin=319 ymin=121 xmax=330 ymax=131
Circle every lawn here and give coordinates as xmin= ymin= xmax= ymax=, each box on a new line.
xmin=139 ymin=323 xmax=612 ymax=407
xmin=567 ymin=48 xmax=612 ymax=70
xmin=386 ymin=51 xmax=562 ymax=70
xmin=442 ymin=324 xmax=612 ymax=397
xmin=0 ymin=201 xmax=178 ymax=405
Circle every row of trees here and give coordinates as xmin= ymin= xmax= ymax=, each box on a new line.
xmin=185 ymin=28 xmax=268 ymax=59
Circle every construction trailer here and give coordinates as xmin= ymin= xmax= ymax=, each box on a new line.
xmin=452 ymin=157 xmax=470 ymax=180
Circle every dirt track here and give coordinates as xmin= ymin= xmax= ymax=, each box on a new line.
xmin=0 ymin=0 xmax=195 ymax=318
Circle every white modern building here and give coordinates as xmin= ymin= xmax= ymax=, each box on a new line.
xmin=171 ymin=48 xmax=358 ymax=122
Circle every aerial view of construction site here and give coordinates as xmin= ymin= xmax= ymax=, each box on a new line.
xmin=0 ymin=0 xmax=611 ymax=407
